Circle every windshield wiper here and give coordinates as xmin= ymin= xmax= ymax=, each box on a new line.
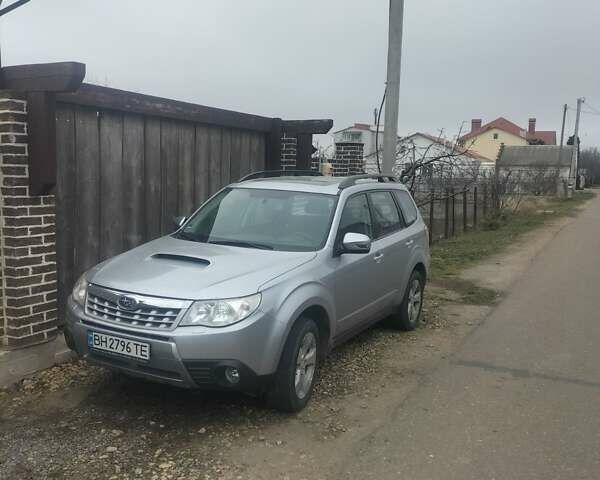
xmin=208 ymin=239 xmax=274 ymax=250
xmin=173 ymin=230 xmax=202 ymax=242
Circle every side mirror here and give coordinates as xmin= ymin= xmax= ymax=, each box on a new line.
xmin=341 ymin=232 xmax=371 ymax=254
xmin=172 ymin=216 xmax=187 ymax=229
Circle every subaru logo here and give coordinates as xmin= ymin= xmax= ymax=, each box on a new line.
xmin=118 ymin=296 xmax=138 ymax=311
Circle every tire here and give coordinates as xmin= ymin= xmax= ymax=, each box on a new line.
xmin=390 ymin=270 xmax=424 ymax=331
xmin=267 ymin=317 xmax=319 ymax=413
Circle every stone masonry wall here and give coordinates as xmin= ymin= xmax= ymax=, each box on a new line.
xmin=0 ymin=93 xmax=58 ymax=348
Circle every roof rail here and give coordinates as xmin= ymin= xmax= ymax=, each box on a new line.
xmin=238 ymin=170 xmax=323 ymax=182
xmin=337 ymin=174 xmax=400 ymax=190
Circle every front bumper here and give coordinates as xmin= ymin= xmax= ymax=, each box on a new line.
xmin=65 ymin=297 xmax=276 ymax=392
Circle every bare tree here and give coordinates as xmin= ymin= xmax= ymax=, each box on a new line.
xmin=394 ymin=132 xmax=484 ymax=195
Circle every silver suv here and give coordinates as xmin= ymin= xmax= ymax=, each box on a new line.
xmin=65 ymin=173 xmax=429 ymax=412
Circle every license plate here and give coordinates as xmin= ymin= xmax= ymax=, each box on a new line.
xmin=87 ymin=331 xmax=150 ymax=360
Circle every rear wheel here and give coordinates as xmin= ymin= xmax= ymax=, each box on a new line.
xmin=390 ymin=270 xmax=424 ymax=331
xmin=267 ymin=317 xmax=319 ymax=412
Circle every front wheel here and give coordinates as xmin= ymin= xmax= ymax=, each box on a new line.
xmin=390 ymin=270 xmax=424 ymax=331
xmin=266 ymin=317 xmax=319 ymax=413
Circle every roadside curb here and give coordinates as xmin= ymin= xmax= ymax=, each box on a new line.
xmin=0 ymin=334 xmax=76 ymax=388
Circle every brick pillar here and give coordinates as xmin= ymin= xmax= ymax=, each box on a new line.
xmin=280 ymin=133 xmax=297 ymax=170
xmin=0 ymin=93 xmax=58 ymax=348
xmin=332 ymin=142 xmax=365 ymax=176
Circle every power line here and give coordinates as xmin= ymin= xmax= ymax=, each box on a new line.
xmin=375 ymin=86 xmax=387 ymax=174
xmin=0 ymin=0 xmax=31 ymax=17
xmin=583 ymin=100 xmax=600 ymax=115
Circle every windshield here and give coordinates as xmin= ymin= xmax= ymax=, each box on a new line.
xmin=174 ymin=188 xmax=337 ymax=252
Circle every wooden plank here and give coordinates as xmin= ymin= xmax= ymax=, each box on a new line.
xmin=178 ymin=123 xmax=195 ymax=216
xmin=229 ymin=130 xmax=242 ymax=182
xmin=144 ymin=117 xmax=161 ymax=240
xmin=296 ymin=133 xmax=313 ymax=170
xmin=208 ymin=127 xmax=222 ymax=195
xmin=239 ymin=131 xmax=251 ymax=178
xmin=122 ymin=113 xmax=145 ymax=250
xmin=220 ymin=129 xmax=232 ymax=188
xmin=266 ymin=118 xmax=282 ymax=170
xmin=55 ymin=103 xmax=76 ymax=320
xmin=257 ymin=135 xmax=266 ymax=171
xmin=194 ymin=125 xmax=210 ymax=206
xmin=99 ymin=110 xmax=124 ymax=260
xmin=2 ymin=62 xmax=85 ymax=92
xmin=463 ymin=189 xmax=468 ymax=232
xmin=249 ymin=132 xmax=261 ymax=174
xmin=160 ymin=119 xmax=179 ymax=233
xmin=26 ymin=92 xmax=56 ymax=194
xmin=473 ymin=187 xmax=478 ymax=227
xmin=74 ymin=106 xmax=101 ymax=273
xmin=57 ymin=83 xmax=273 ymax=132
xmin=282 ymin=119 xmax=333 ymax=134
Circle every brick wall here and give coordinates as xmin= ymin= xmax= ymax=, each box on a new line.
xmin=280 ymin=133 xmax=320 ymax=171
xmin=331 ymin=142 xmax=365 ymax=176
xmin=281 ymin=133 xmax=297 ymax=170
xmin=0 ymin=93 xmax=58 ymax=348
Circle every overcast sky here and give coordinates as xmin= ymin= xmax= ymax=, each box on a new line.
xmin=1 ymin=0 xmax=599 ymax=148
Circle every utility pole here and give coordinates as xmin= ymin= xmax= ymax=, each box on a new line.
xmin=382 ymin=0 xmax=405 ymax=175
xmin=568 ymin=97 xmax=584 ymax=198
xmin=559 ymin=103 xmax=567 ymax=147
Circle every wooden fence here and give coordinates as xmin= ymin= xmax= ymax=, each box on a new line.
xmin=45 ymin=77 xmax=332 ymax=316
xmin=416 ymin=185 xmax=491 ymax=244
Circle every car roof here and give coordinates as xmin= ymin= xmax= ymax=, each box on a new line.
xmin=229 ymin=175 xmax=409 ymax=196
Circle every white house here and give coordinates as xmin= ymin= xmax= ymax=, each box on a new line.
xmin=364 ymin=132 xmax=494 ymax=180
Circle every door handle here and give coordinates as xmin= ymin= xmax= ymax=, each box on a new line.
xmin=373 ymin=252 xmax=384 ymax=263
xmin=405 ymin=240 xmax=414 ymax=246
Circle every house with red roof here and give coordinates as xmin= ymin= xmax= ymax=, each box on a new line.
xmin=459 ymin=117 xmax=557 ymax=161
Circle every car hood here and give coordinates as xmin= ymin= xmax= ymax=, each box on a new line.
xmin=88 ymin=236 xmax=316 ymax=300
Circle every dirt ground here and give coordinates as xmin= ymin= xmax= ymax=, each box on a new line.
xmin=0 ymin=215 xmax=574 ymax=480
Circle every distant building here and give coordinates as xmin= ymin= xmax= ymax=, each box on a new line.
xmin=365 ymin=132 xmax=494 ymax=189
xmin=496 ymin=145 xmax=573 ymax=195
xmin=459 ymin=117 xmax=557 ymax=161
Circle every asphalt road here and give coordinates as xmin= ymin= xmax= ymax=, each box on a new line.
xmin=339 ymin=194 xmax=600 ymax=479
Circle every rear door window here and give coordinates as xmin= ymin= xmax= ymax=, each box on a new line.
xmin=367 ymin=191 xmax=402 ymax=239
xmin=394 ymin=190 xmax=419 ymax=226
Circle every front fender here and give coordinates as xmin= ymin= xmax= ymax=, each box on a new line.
xmin=260 ymin=281 xmax=335 ymax=374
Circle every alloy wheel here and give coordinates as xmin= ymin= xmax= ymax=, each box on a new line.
xmin=294 ymin=331 xmax=317 ymax=399
xmin=407 ymin=279 xmax=422 ymax=325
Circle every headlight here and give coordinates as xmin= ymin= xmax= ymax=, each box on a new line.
xmin=72 ymin=274 xmax=88 ymax=307
xmin=180 ymin=293 xmax=261 ymax=328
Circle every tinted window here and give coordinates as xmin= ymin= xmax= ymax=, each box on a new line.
xmin=338 ymin=194 xmax=373 ymax=240
xmin=368 ymin=191 xmax=402 ymax=238
xmin=394 ymin=190 xmax=418 ymax=226
xmin=176 ymin=188 xmax=336 ymax=252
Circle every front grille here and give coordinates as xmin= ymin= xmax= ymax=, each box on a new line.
xmin=86 ymin=285 xmax=191 ymax=331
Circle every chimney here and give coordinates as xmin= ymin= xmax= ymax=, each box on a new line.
xmin=528 ymin=118 xmax=536 ymax=134
xmin=471 ymin=119 xmax=482 ymax=133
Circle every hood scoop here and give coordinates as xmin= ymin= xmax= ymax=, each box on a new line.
xmin=150 ymin=253 xmax=210 ymax=266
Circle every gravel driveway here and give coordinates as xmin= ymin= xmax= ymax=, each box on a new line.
xmin=0 ymin=287 xmax=477 ymax=480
